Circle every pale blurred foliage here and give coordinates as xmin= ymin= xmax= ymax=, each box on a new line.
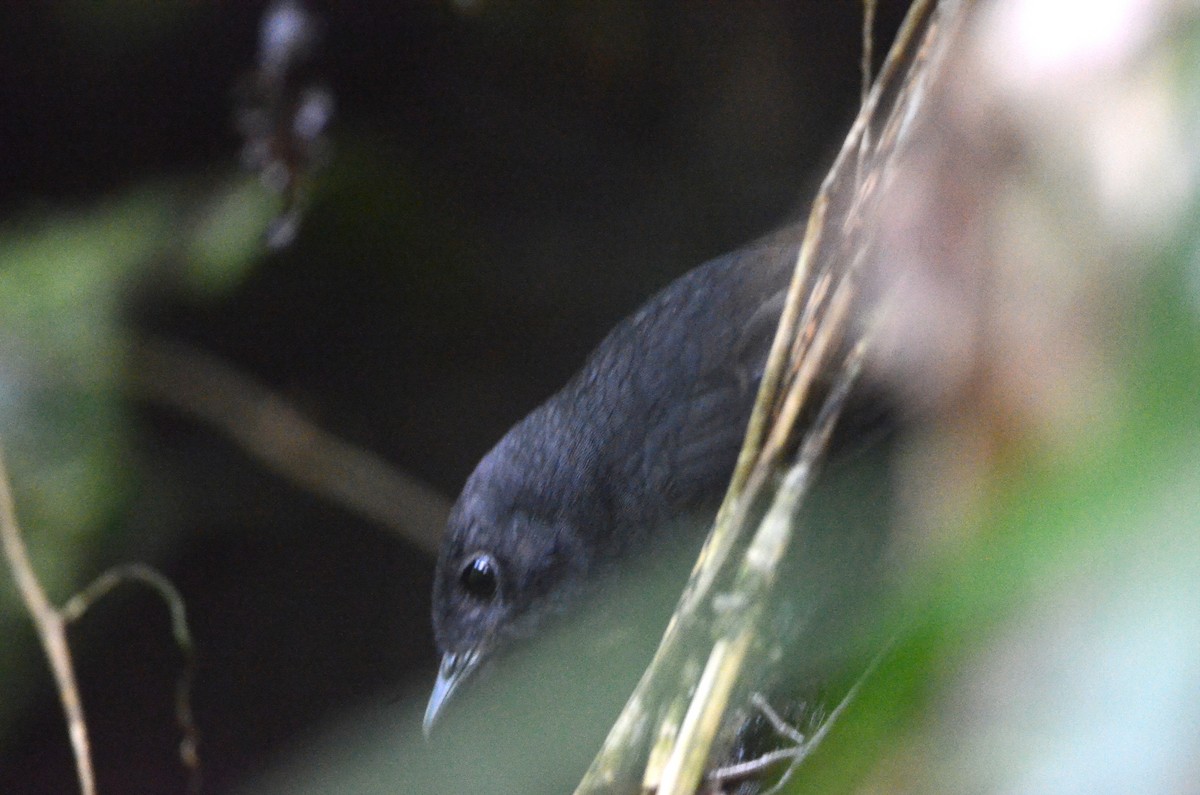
xmin=855 ymin=1 xmax=1200 ymax=793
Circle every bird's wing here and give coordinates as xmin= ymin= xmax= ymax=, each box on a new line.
xmin=639 ymin=243 xmax=796 ymax=514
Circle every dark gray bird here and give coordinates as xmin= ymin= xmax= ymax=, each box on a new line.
xmin=425 ymin=228 xmax=804 ymax=733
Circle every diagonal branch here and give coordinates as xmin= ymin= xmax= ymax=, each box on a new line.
xmin=129 ymin=336 xmax=451 ymax=554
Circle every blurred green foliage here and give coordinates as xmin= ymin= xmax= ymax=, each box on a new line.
xmin=0 ymin=176 xmax=276 ymax=738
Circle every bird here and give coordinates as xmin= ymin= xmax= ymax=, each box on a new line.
xmin=421 ymin=0 xmax=930 ymax=770
xmin=422 ymin=224 xmax=814 ymax=736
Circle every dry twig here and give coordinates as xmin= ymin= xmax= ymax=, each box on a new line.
xmin=1 ymin=446 xmax=202 ymax=795
xmin=0 ymin=449 xmax=96 ymax=795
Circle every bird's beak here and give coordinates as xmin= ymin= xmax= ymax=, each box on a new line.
xmin=423 ymin=647 xmax=482 ymax=736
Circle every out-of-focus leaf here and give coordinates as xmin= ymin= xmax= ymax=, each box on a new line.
xmin=0 ymin=176 xmax=271 ymax=738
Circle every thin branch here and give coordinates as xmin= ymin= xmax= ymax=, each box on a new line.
xmin=861 ymin=0 xmax=877 ymax=105
xmin=130 ymin=336 xmax=450 ymax=554
xmin=760 ymin=643 xmax=890 ymax=795
xmin=0 ymin=446 xmax=96 ymax=795
xmin=656 ymin=333 xmax=874 ymax=795
xmin=857 ymin=0 xmax=878 ymax=184
xmin=62 ymin=563 xmax=202 ymax=794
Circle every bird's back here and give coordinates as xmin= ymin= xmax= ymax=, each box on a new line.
xmin=519 ymin=227 xmax=802 ymax=559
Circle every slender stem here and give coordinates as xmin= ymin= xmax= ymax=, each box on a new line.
xmin=0 ymin=447 xmax=96 ymax=795
xmin=656 ymin=630 xmax=754 ymax=795
xmin=657 ymin=334 xmax=870 ymax=795
xmin=858 ymin=0 xmax=877 ymax=185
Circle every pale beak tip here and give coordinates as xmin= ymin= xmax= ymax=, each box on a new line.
xmin=422 ymin=648 xmax=481 ymax=738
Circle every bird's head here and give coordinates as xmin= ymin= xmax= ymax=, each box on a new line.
xmin=424 ymin=433 xmax=592 ymax=734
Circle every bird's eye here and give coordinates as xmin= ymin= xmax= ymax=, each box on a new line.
xmin=459 ymin=553 xmax=499 ymax=601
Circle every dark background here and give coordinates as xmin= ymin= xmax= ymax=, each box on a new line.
xmin=0 ymin=2 xmax=907 ymax=792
